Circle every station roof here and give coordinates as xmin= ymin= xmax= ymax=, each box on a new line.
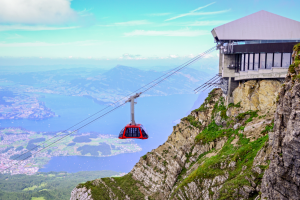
xmin=211 ymin=10 xmax=300 ymax=41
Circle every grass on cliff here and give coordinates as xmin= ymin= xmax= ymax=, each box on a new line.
xmin=193 ymin=89 xmax=218 ymax=112
xmin=78 ymin=174 xmax=145 ymax=200
xmin=171 ymin=104 xmax=267 ymax=199
xmin=172 ymin=126 xmax=268 ymax=199
xmin=195 ymin=121 xmax=231 ymax=144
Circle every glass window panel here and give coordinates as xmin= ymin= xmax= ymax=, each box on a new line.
xmin=260 ymin=53 xmax=266 ymax=69
xmin=239 ymin=54 xmax=242 ymax=71
xmin=245 ymin=54 xmax=248 ymax=71
xmin=282 ymin=53 xmax=291 ymax=68
xmin=266 ymin=53 xmax=273 ymax=69
xmin=249 ymin=54 xmax=254 ymax=70
xmin=241 ymin=54 xmax=244 ymax=71
xmin=273 ymin=53 xmax=282 ymax=67
xmin=254 ymin=53 xmax=259 ymax=70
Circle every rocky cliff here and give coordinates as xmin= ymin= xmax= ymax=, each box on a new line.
xmin=70 ymin=44 xmax=300 ymax=200
xmin=259 ymin=43 xmax=300 ymax=200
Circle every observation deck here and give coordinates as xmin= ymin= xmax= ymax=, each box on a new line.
xmin=210 ymin=10 xmax=300 ymax=103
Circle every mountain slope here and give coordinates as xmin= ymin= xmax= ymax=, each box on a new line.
xmin=71 ymin=79 xmax=281 ymax=199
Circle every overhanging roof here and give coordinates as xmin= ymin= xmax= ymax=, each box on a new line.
xmin=212 ymin=10 xmax=300 ymax=41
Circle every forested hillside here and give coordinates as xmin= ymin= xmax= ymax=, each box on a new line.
xmin=0 ymin=171 xmax=117 ymax=200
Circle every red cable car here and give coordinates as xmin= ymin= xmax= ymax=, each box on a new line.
xmin=118 ymin=124 xmax=148 ymax=139
xmin=118 ymin=93 xmax=149 ymax=140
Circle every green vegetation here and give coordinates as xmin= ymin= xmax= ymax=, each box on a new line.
xmin=77 ymin=143 xmax=111 ymax=156
xmin=236 ymin=110 xmax=259 ymax=123
xmin=31 ymin=197 xmax=46 ymax=200
xmin=171 ymin=92 xmax=268 ymax=199
xmin=195 ymin=121 xmax=230 ymax=144
xmin=142 ymin=154 xmax=147 ymax=160
xmin=0 ymin=171 xmax=117 ymax=200
xmin=23 ymin=183 xmax=47 ymax=191
xmin=78 ymin=174 xmax=145 ymax=200
xmin=295 ymin=74 xmax=300 ymax=82
xmin=289 ymin=64 xmax=296 ymax=74
xmin=182 ymin=115 xmax=201 ymax=129
xmin=172 ymin=126 xmax=268 ymax=199
xmin=261 ymin=122 xmax=274 ymax=135
xmin=193 ymin=89 xmax=218 ymax=112
xmin=228 ymin=101 xmax=241 ymax=108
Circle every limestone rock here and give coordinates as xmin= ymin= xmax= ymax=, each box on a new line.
xmin=260 ymin=79 xmax=300 ymax=198
xmin=70 ymin=187 xmax=93 ymax=200
xmin=233 ymin=80 xmax=281 ymax=113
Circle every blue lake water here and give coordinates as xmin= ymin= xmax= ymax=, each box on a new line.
xmin=0 ymin=93 xmax=207 ymax=173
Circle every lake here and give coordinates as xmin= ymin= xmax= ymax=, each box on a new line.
xmin=0 ymin=92 xmax=208 ymax=173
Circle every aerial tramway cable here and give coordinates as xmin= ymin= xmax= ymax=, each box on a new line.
xmin=5 ymin=49 xmax=214 ymax=163
xmin=1 ymin=45 xmax=217 ymax=173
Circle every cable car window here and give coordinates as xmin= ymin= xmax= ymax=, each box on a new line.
xmin=119 ymin=128 xmax=124 ymax=138
xmin=125 ymin=127 xmax=140 ymax=137
xmin=140 ymin=126 xmax=148 ymax=138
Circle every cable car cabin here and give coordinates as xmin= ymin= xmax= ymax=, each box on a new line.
xmin=119 ymin=124 xmax=149 ymax=139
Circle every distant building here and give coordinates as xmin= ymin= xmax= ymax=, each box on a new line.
xmin=211 ymin=10 xmax=300 ymax=103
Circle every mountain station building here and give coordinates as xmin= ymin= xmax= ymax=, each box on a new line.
xmin=212 ymin=10 xmax=300 ymax=103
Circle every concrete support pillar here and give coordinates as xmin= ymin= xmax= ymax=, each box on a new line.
xmin=226 ymin=77 xmax=231 ymax=105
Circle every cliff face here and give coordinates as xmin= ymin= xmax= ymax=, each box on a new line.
xmin=260 ymin=44 xmax=300 ymax=200
xmin=70 ymin=44 xmax=300 ymax=200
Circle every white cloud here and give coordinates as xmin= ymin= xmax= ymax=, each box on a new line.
xmin=0 ymin=40 xmax=104 ymax=47
xmin=0 ymin=25 xmax=79 ymax=31
xmin=165 ymin=2 xmax=230 ymax=21
xmin=4 ymin=33 xmax=24 ymax=39
xmin=124 ymin=29 xmax=209 ymax=37
xmin=78 ymin=8 xmax=94 ymax=17
xmin=146 ymin=13 xmax=171 ymax=17
xmin=169 ymin=54 xmax=179 ymax=58
xmin=187 ymin=20 xmax=229 ymax=26
xmin=0 ymin=0 xmax=77 ymax=24
xmin=100 ymin=20 xmax=152 ymax=27
xmin=118 ymin=54 xmax=145 ymax=60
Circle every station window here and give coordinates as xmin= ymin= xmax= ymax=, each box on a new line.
xmin=273 ymin=53 xmax=282 ymax=67
xmin=241 ymin=54 xmax=245 ymax=71
xmin=249 ymin=54 xmax=254 ymax=70
xmin=245 ymin=54 xmax=249 ymax=71
xmin=282 ymin=53 xmax=291 ymax=68
xmin=260 ymin=53 xmax=266 ymax=69
xmin=266 ymin=53 xmax=273 ymax=69
xmin=254 ymin=53 xmax=259 ymax=70
xmin=238 ymin=52 xmax=292 ymax=72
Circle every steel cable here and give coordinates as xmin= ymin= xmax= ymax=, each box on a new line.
xmin=1 ymin=45 xmax=216 ymax=173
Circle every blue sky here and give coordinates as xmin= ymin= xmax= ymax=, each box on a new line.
xmin=0 ymin=0 xmax=299 ymax=67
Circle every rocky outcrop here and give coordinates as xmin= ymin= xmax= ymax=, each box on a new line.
xmin=70 ymin=187 xmax=93 ymax=200
xmin=260 ymin=44 xmax=300 ymax=200
xmin=232 ymin=79 xmax=281 ymax=113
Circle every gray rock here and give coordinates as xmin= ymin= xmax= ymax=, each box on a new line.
xmin=261 ymin=79 xmax=300 ymax=199
xmin=233 ymin=123 xmax=241 ymax=130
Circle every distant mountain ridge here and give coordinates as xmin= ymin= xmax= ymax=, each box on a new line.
xmin=70 ymin=65 xmax=210 ymax=97
xmin=0 ymin=64 xmax=213 ymax=104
